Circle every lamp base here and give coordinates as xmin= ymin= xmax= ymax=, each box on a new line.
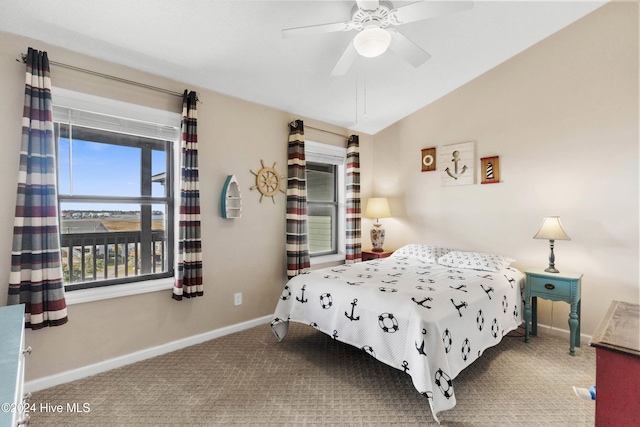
xmin=545 ymin=240 xmax=559 ymax=273
xmin=370 ymin=223 xmax=385 ymax=253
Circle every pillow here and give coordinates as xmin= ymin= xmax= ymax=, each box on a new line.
xmin=436 ymin=251 xmax=515 ymax=272
xmin=391 ymin=244 xmax=451 ymax=263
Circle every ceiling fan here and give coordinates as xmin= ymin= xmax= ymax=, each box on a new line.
xmin=282 ymin=0 xmax=473 ymax=76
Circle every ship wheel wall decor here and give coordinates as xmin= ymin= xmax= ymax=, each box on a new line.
xmin=250 ymin=160 xmax=286 ymax=203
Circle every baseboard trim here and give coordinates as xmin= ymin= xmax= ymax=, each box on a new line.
xmin=25 ymin=315 xmax=273 ymax=393
xmin=534 ymin=322 xmax=592 ymax=345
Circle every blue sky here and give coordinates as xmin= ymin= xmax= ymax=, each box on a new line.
xmin=58 ymin=138 xmax=167 ymax=213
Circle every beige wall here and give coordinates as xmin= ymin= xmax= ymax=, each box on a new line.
xmin=371 ymin=2 xmax=639 ymax=336
xmin=0 ymin=31 xmax=373 ymax=381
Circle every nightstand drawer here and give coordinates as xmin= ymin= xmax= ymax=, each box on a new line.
xmin=528 ymin=275 xmax=571 ymax=299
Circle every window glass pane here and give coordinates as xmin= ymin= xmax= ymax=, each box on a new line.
xmin=308 ymin=203 xmax=335 ymax=255
xmin=70 ymin=138 xmax=141 ymax=196
xmin=59 ymin=202 xmax=169 ymax=286
xmin=151 ymin=204 xmax=169 ymax=273
xmin=58 ymin=134 xmax=71 ymax=195
xmin=152 ymin=204 xmax=167 ymax=231
xmin=152 ymin=150 xmax=167 ymax=197
xmin=307 ymin=162 xmax=335 ymax=202
xmin=61 ymin=202 xmax=140 ymax=233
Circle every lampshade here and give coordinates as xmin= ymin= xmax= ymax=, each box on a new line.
xmin=533 ymin=216 xmax=571 ymax=241
xmin=353 ymin=27 xmax=391 ymax=58
xmin=365 ymin=198 xmax=391 ymax=220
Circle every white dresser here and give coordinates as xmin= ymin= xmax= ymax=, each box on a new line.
xmin=0 ymin=304 xmax=30 ymax=426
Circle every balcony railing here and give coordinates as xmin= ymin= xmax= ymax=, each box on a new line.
xmin=61 ymin=230 xmax=167 ymax=285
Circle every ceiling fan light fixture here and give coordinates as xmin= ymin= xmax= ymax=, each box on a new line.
xmin=353 ymin=26 xmax=391 ymax=58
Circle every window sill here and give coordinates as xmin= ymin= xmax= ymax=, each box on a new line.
xmin=310 ymin=253 xmax=345 ymax=267
xmin=64 ymin=277 xmax=174 ymax=305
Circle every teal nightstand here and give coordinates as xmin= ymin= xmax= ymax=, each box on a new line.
xmin=524 ymin=269 xmax=583 ymax=356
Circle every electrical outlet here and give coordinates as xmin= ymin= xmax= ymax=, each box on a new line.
xmin=234 ymin=292 xmax=242 ymax=306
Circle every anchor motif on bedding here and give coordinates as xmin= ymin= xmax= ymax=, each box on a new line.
xmin=296 ymin=285 xmax=308 ymax=303
xmin=445 ymin=150 xmax=468 ymax=180
xmin=478 ymin=274 xmax=493 ymax=280
xmin=421 ymin=391 xmax=434 ymax=401
xmin=416 ymin=328 xmax=428 ymax=356
xmin=448 ymin=276 xmax=466 ymax=281
xmin=345 ymin=299 xmax=360 ymax=321
xmin=418 ymin=278 xmax=436 ymax=284
xmin=402 ymin=360 xmax=410 ymax=373
xmin=381 ymin=279 xmax=398 ymax=284
xmin=480 ymin=284 xmax=494 ymax=299
xmin=449 ymin=284 xmax=468 ymax=293
xmin=347 ymin=281 xmax=364 ymax=286
xmin=412 ymin=296 xmax=433 ymax=309
xmin=332 ymin=330 xmax=339 ymax=339
xmin=416 ymin=285 xmax=436 ymax=291
xmin=450 ymin=298 xmax=468 ymax=317
xmin=504 ymin=275 xmax=516 ymax=288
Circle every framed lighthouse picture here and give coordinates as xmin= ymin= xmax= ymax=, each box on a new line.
xmin=481 ymin=156 xmax=500 ymax=184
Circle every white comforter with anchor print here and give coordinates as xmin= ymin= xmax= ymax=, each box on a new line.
xmin=271 ymin=255 xmax=524 ymax=423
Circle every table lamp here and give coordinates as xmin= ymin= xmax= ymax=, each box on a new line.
xmin=365 ymin=198 xmax=391 ymax=252
xmin=533 ymin=216 xmax=571 ymax=273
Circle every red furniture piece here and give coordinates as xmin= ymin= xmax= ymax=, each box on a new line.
xmin=590 ymin=301 xmax=640 ymax=426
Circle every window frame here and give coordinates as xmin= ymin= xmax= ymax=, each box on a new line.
xmin=306 ymin=161 xmax=339 ymax=257
xmin=52 ymin=88 xmax=181 ymax=303
xmin=305 ymin=141 xmax=346 ymax=265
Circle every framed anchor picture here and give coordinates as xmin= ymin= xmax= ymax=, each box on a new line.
xmin=440 ymin=141 xmax=475 ymax=186
xmin=481 ymin=156 xmax=500 ymax=184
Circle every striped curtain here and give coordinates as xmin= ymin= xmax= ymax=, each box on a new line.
xmin=286 ymin=120 xmax=310 ymax=278
xmin=345 ymin=135 xmax=362 ymax=263
xmin=172 ymin=90 xmax=203 ymax=300
xmin=7 ymin=47 xmax=68 ymax=329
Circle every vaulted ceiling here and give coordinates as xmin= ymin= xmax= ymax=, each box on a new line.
xmin=0 ymin=1 xmax=606 ymax=134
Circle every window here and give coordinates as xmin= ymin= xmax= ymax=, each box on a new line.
xmin=52 ymin=89 xmax=180 ymax=292
xmin=307 ymin=162 xmax=338 ymax=255
xmin=305 ymin=141 xmax=346 ymax=263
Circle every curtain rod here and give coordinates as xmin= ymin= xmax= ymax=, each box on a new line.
xmin=18 ymin=53 xmax=185 ymax=99
xmin=305 ymin=125 xmax=350 ymax=139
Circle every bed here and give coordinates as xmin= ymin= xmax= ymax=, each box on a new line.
xmin=271 ymin=244 xmax=524 ymax=423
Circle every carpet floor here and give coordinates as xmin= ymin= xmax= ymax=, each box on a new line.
xmin=28 ymin=322 xmax=595 ymax=426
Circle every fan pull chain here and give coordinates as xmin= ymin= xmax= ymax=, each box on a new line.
xmin=364 ymin=76 xmax=367 ymax=121
xmin=355 ymin=69 xmax=358 ymax=125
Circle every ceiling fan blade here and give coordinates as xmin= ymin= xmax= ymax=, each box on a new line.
xmin=356 ymin=0 xmax=380 ymax=11
xmin=282 ymin=21 xmax=352 ymax=38
xmin=390 ymin=1 xmax=473 ymax=25
xmin=387 ymin=29 xmax=431 ymax=68
xmin=331 ymin=42 xmax=359 ymax=76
